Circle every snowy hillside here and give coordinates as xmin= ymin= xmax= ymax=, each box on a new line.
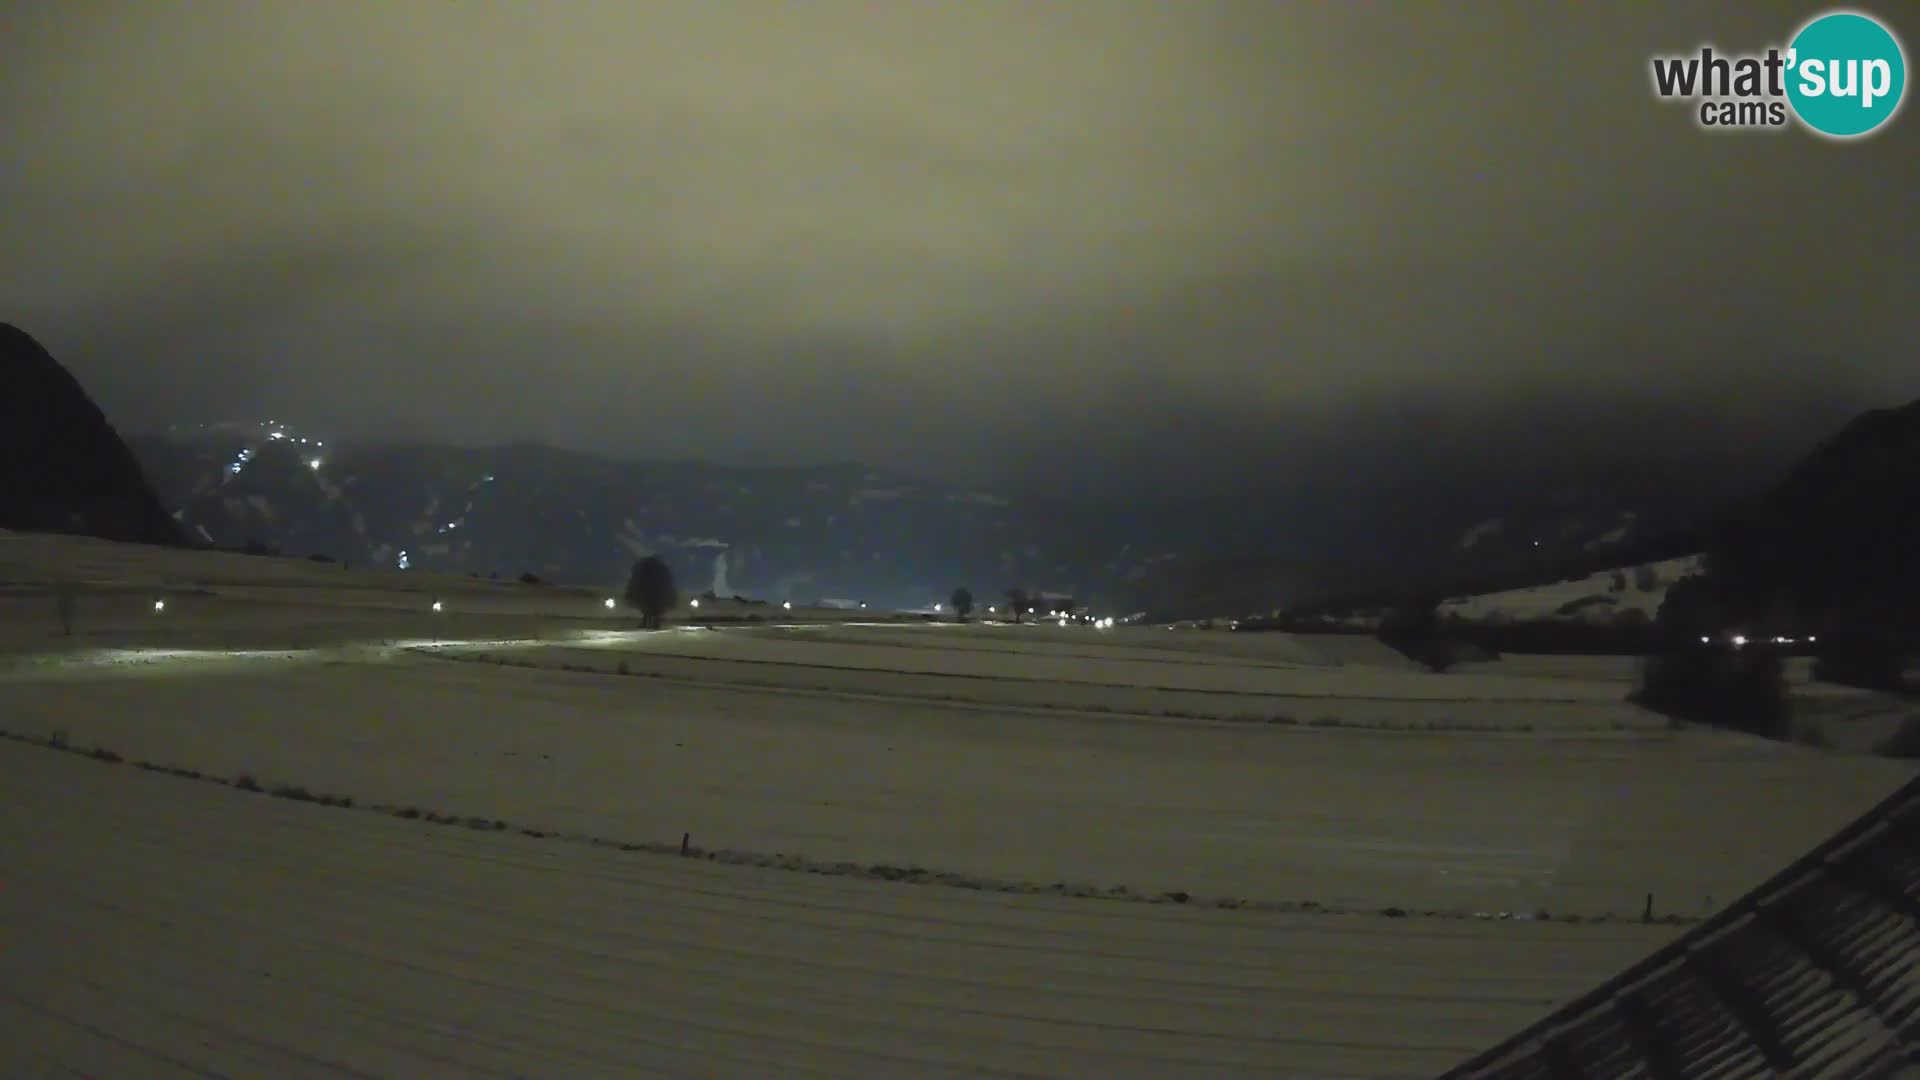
xmin=1439 ymin=555 xmax=1704 ymax=625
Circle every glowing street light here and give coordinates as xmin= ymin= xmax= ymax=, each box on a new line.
xmin=152 ymin=599 xmax=166 ymax=613
xmin=604 ymin=597 xmax=616 ymax=609
xmin=933 ymin=603 xmax=943 ymax=612
xmin=431 ymin=600 xmax=444 ymax=613
xmin=690 ymin=598 xmax=700 ymax=608
xmin=783 ymin=601 xmax=793 ymax=610
xmin=308 ymin=458 xmax=322 ymax=471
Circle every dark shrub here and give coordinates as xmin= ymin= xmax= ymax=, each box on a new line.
xmin=1876 ymin=717 xmax=1920 ymax=759
xmin=1377 ymin=598 xmax=1462 ymax=672
xmin=1635 ymin=642 xmax=1790 ymax=738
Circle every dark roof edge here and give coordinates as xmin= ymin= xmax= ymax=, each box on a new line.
xmin=1436 ymin=766 xmax=1920 ymax=1077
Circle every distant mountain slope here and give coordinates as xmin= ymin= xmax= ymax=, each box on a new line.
xmin=1709 ymin=396 xmax=1920 ymax=631
xmin=0 ymin=323 xmax=183 ymax=546
xmin=127 ymin=425 xmax=1158 ymax=608
xmin=126 ymin=422 xmax=1739 ymax=614
xmin=1276 ymin=395 xmax=1920 ymax=628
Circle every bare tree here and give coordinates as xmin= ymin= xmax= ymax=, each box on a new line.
xmin=1005 ymin=588 xmax=1028 ymax=625
xmin=950 ymin=586 xmax=973 ymax=621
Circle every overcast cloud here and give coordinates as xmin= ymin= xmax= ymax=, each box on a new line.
xmin=3 ymin=1 xmax=1915 ymax=493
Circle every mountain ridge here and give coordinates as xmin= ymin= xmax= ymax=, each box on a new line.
xmin=0 ymin=323 xmax=184 ymax=547
xmin=125 ymin=418 xmax=1731 ymax=615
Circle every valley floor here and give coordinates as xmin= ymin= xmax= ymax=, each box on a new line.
xmin=1 ymin=530 xmax=1913 ymax=1075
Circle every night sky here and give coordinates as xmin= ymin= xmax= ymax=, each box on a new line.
xmin=4 ymin=2 xmax=1915 ymax=495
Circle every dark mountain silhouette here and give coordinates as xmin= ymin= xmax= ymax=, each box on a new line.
xmin=0 ymin=323 xmax=183 ymax=546
xmin=1706 ymin=396 xmax=1920 ymax=635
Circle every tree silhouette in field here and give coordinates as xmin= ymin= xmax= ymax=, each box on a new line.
xmin=1005 ymin=588 xmax=1028 ymax=624
xmin=625 ymin=556 xmax=677 ymax=630
xmin=950 ymin=586 xmax=973 ymax=621
xmin=1634 ymin=574 xmax=1789 ymax=737
xmin=1699 ymin=398 xmax=1920 ymax=693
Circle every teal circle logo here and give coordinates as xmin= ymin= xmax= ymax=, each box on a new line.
xmin=1786 ymin=11 xmax=1907 ymax=138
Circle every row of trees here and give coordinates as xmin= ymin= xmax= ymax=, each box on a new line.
xmin=1631 ymin=565 xmax=1914 ymax=740
xmin=1631 ymin=573 xmax=1790 ymax=736
xmin=1366 ymin=567 xmax=1902 ymax=740
xmin=625 ymin=564 xmax=1068 ymax=631
xmin=624 ymin=563 xmax=1082 ymax=630
xmin=943 ymin=587 xmax=1080 ymax=624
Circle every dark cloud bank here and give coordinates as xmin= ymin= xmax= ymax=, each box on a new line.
xmin=3 ymin=1 xmax=1915 ymax=497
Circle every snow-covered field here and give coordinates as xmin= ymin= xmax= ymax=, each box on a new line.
xmin=2 ymin=531 xmax=1912 ymax=1075
xmin=1 ymin=739 xmax=1676 ymax=1079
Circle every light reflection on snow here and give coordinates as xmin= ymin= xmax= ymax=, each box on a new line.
xmin=1 ymin=647 xmax=327 ymax=679
xmin=6 ymin=619 xmax=946 ymax=682
xmin=113 ymin=648 xmax=298 ymax=663
xmin=381 ymin=637 xmax=546 ymax=651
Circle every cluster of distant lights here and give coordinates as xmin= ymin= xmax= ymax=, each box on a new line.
xmin=225 ymin=420 xmax=328 ymax=478
xmin=596 ymin=598 xmax=806 ymax=611
xmin=1708 ymin=633 xmax=1816 ymax=647
xmin=154 ymin=588 xmax=1116 ymax=628
xmin=972 ymin=603 xmax=1116 ymax=628
xmin=147 ymin=589 xmax=1806 ymax=647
